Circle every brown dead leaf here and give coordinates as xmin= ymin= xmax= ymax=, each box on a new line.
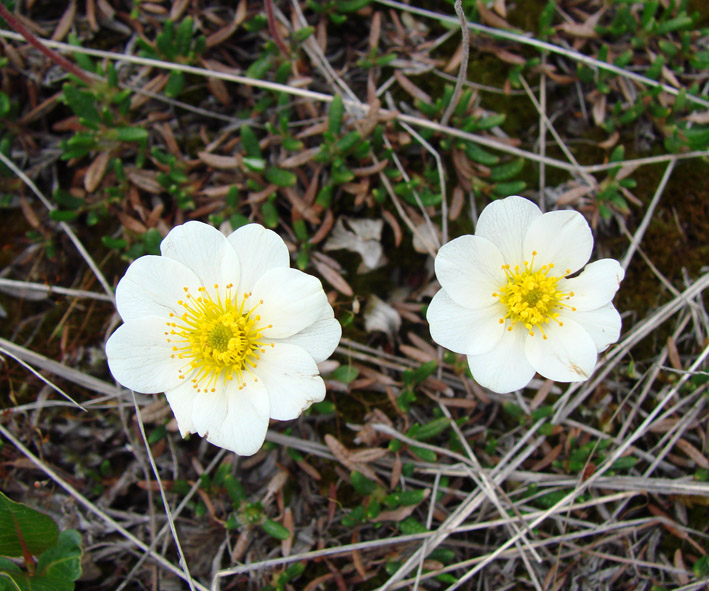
xmin=20 ymin=195 xmax=41 ymax=229
xmin=126 ymin=167 xmax=163 ymax=194
xmin=309 ymin=209 xmax=335 ymax=245
xmin=296 ymin=458 xmax=322 ymax=481
xmin=197 ymin=151 xmax=238 ymax=169
xmin=169 ymin=0 xmax=189 ymax=20
xmin=84 ymin=151 xmax=110 ymax=193
xmin=666 ymin=336 xmax=682 ymax=370
xmin=51 ymin=0 xmax=75 ymax=41
xmin=556 ymin=184 xmax=593 ymax=206
xmin=311 ymin=253 xmax=354 ymax=296
xmin=324 ymin=434 xmax=383 ymax=482
xmin=676 ymin=439 xmax=709 ymax=469
xmin=477 ymin=0 xmax=513 ymax=29
xmin=281 ymin=508 xmax=295 ymax=557
xmin=117 ymin=212 xmax=147 ymax=234
xmin=395 ymin=70 xmax=432 ymax=104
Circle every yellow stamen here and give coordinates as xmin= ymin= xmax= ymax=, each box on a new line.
xmin=164 ymin=283 xmax=270 ymax=392
xmin=494 ymin=251 xmax=575 ymax=339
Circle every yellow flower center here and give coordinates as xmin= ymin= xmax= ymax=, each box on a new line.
xmin=164 ymin=284 xmax=272 ymax=392
xmin=493 ymin=251 xmax=575 ymax=339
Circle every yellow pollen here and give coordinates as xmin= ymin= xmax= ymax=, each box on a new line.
xmin=164 ymin=284 xmax=269 ymax=392
xmin=494 ymin=252 xmax=575 ymax=339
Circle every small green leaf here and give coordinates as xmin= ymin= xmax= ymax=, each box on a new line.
xmin=330 ymin=365 xmax=359 ymax=384
xmin=399 ymin=517 xmax=427 ymax=535
xmin=489 ymin=158 xmax=524 ymax=182
xmin=265 ymin=167 xmax=297 ymax=187
xmin=693 ymin=555 xmax=709 ymax=578
xmin=329 ymin=94 xmax=344 ymax=135
xmin=223 ymin=474 xmax=246 ymax=506
xmin=260 ymin=518 xmax=290 ymax=540
xmin=246 ymin=55 xmax=273 ymax=80
xmin=164 ymin=71 xmax=184 ymax=98
xmin=351 ymin=471 xmax=377 ymax=495
xmin=62 ymin=84 xmax=100 ymax=125
xmin=410 ymin=418 xmax=450 ymax=442
xmin=465 ymin=143 xmax=499 ymax=165
xmin=335 ymin=0 xmax=371 ymax=12
xmin=115 ymin=127 xmax=148 ymax=142
xmin=240 ymin=125 xmax=262 ymax=158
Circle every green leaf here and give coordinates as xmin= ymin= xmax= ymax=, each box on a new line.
xmin=336 ymin=0 xmax=371 ymax=12
xmin=330 ymin=365 xmax=359 ymax=384
xmin=328 ymin=94 xmax=344 ymax=135
xmin=243 ymin=157 xmax=266 ymax=172
xmin=464 ymin=143 xmax=499 ymax=165
xmin=260 ymin=519 xmax=290 ymax=540
xmin=240 ymin=125 xmax=262 ymax=158
xmin=264 ymin=167 xmax=297 ymax=187
xmin=175 ymin=17 xmax=194 ymax=57
xmin=0 ymin=491 xmax=59 ymax=557
xmin=489 ymin=158 xmax=524 ymax=182
xmin=246 ymin=55 xmax=273 ymax=80
xmin=351 ymin=471 xmax=377 ymax=495
xmin=164 ymin=71 xmax=184 ymax=98
xmin=35 ymin=530 xmax=82 ymax=591
xmin=62 ymin=84 xmax=100 ymax=126
xmin=410 ymin=418 xmax=450 ymax=441
xmin=113 ymin=127 xmax=148 ymax=143
xmin=223 ymin=474 xmax=246 ymax=506
xmin=399 ymin=517 xmax=427 ymax=535
xmin=693 ymin=555 xmax=709 ymax=578
xmin=474 ymin=113 xmax=506 ymax=130
xmin=260 ymin=199 xmax=278 ymax=228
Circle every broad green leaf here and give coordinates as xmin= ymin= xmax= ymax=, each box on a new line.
xmin=0 ymin=491 xmax=59 ymax=558
xmin=36 ymin=530 xmax=82 ymax=591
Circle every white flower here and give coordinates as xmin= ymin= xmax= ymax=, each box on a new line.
xmin=106 ymin=222 xmax=341 ymax=455
xmin=426 ymin=196 xmax=624 ymax=394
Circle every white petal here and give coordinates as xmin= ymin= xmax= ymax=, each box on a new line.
xmin=164 ymin=382 xmax=198 ymax=436
xmin=426 ymin=289 xmax=504 ymax=355
xmin=434 ymin=235 xmax=505 ymax=309
xmin=475 ymin=195 xmax=542 ymax=267
xmin=561 ymin=259 xmax=624 ymax=311
xmin=192 ymin=379 xmax=270 ymax=456
xmin=523 ymin=210 xmax=593 ymax=275
xmin=569 ymin=303 xmax=622 ymax=352
xmin=525 ymin=318 xmax=597 ymax=382
xmin=251 ymin=267 xmax=328 ymax=339
xmin=115 ymin=255 xmax=202 ymax=322
xmin=106 ymin=317 xmax=186 ymax=393
xmin=280 ymin=304 xmax=341 ymax=363
xmin=160 ymin=221 xmax=241 ymax=294
xmin=227 ymin=223 xmax=291 ymax=294
xmin=254 ymin=342 xmax=326 ymax=421
xmin=466 ymin=327 xmax=536 ymax=393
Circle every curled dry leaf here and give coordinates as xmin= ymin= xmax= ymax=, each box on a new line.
xmin=324 ymin=217 xmax=385 ymax=271
xmin=363 ymin=295 xmax=401 ymax=340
